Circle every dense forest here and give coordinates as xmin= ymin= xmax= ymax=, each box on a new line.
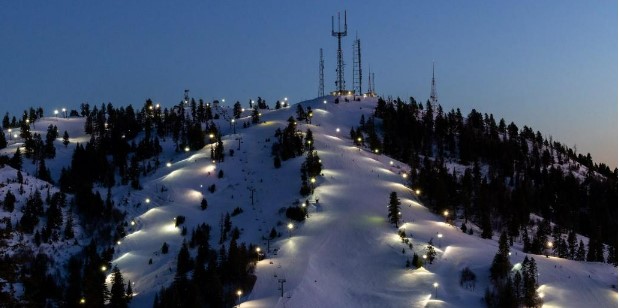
xmin=363 ymin=97 xmax=617 ymax=264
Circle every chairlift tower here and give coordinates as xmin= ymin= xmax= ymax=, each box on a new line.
xmin=332 ymin=11 xmax=348 ymax=95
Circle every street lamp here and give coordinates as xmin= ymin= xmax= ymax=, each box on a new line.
xmin=415 ymin=189 xmax=421 ymax=196
xmin=437 ymin=233 xmax=443 ymax=247
xmin=236 ymin=289 xmax=242 ymax=307
xmin=101 ymin=265 xmax=107 ymax=272
xmin=7 ymin=128 xmax=11 ymax=140
xmin=443 ymin=210 xmax=449 ymax=223
xmin=185 ymin=146 xmax=190 ymax=152
xmin=231 ymin=118 xmax=236 ymax=134
xmin=79 ymin=298 xmax=86 ymax=305
xmin=62 ymin=108 xmax=66 ymax=118
xmin=145 ymin=198 xmax=150 ymax=204
xmin=433 ymin=282 xmax=439 ymax=298
xmin=402 ymin=173 xmax=408 ymax=179
xmin=166 ymin=162 xmax=172 ymax=167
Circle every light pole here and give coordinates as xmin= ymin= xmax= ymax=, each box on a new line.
xmin=443 ymin=210 xmax=449 ymax=223
xmin=433 ymin=282 xmax=439 ymax=299
xmin=287 ymin=223 xmax=293 ymax=238
xmin=438 ymin=233 xmax=443 ymax=247
xmin=62 ymin=107 xmax=66 ymax=118
xmin=54 ymin=109 xmax=59 ymax=121
xmin=546 ymin=241 xmax=553 ymax=257
xmin=310 ymin=177 xmax=316 ymax=194
xmin=231 ymin=118 xmax=236 ymax=134
xmin=7 ymin=128 xmax=11 ymax=140
xmin=236 ymin=289 xmax=242 ymax=307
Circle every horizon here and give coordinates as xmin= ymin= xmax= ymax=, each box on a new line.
xmin=0 ymin=1 xmax=616 ymax=168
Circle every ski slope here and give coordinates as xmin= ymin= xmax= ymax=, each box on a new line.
xmin=2 ymin=97 xmax=616 ymax=307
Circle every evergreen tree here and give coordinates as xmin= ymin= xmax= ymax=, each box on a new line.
xmin=490 ymin=231 xmax=512 ymax=282
xmin=63 ymin=130 xmax=70 ymax=147
xmin=0 ymin=131 xmax=6 ymax=149
xmin=200 ymin=198 xmax=208 ymax=211
xmin=576 ymin=239 xmax=586 ymax=261
xmin=9 ymin=147 xmax=22 ymax=170
xmin=3 ymin=190 xmax=16 ymax=212
xmin=109 ymin=266 xmax=128 ymax=308
xmin=387 ymin=192 xmax=401 ymax=227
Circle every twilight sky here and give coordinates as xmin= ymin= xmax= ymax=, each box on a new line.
xmin=0 ymin=1 xmax=616 ymax=168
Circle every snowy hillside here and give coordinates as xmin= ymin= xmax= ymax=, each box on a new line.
xmin=1 ymin=96 xmax=616 ymax=307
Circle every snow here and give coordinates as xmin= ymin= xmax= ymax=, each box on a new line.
xmin=2 ymin=97 xmax=616 ymax=307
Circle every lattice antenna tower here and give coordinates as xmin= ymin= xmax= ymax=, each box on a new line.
xmin=352 ymin=33 xmax=362 ymax=95
xmin=430 ymin=62 xmax=438 ymax=105
xmin=367 ymin=66 xmax=372 ymax=94
xmin=332 ymin=11 xmax=348 ymax=94
xmin=319 ymin=48 xmax=325 ymax=97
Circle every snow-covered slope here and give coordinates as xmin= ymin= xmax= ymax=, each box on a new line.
xmin=4 ymin=97 xmax=615 ymax=307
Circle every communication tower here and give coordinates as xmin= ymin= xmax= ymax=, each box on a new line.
xmin=352 ymin=34 xmax=362 ymax=95
xmin=332 ymin=11 xmax=348 ymax=95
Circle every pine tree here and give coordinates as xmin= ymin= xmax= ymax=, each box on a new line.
xmin=62 ymin=130 xmax=70 ymax=147
xmin=0 ymin=131 xmax=6 ymax=149
xmin=200 ymin=198 xmax=208 ymax=211
xmin=109 ymin=266 xmax=127 ymax=308
xmin=576 ymin=239 xmax=586 ymax=261
xmin=490 ymin=231 xmax=512 ymax=282
xmin=3 ymin=190 xmax=16 ymax=212
xmin=387 ymin=192 xmax=401 ymax=227
xmin=9 ymin=147 xmax=22 ymax=170
xmin=567 ymin=230 xmax=577 ymax=259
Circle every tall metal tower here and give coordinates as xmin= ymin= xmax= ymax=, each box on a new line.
xmin=366 ymin=66 xmax=372 ymax=94
xmin=430 ymin=62 xmax=438 ymax=105
xmin=318 ymin=48 xmax=325 ymax=97
xmin=332 ymin=11 xmax=347 ymax=94
xmin=352 ymin=34 xmax=362 ymax=95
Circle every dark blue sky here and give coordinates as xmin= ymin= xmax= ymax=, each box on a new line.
xmin=1 ymin=1 xmax=616 ymax=167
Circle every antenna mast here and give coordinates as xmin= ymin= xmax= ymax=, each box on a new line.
xmin=184 ymin=89 xmax=190 ymax=104
xmin=352 ymin=33 xmax=362 ymax=95
xmin=332 ymin=11 xmax=348 ymax=95
xmin=430 ymin=62 xmax=438 ymax=105
xmin=319 ymin=48 xmax=325 ymax=97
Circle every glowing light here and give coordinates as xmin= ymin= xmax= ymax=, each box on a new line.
xmin=13 ymin=134 xmax=17 ymax=138
xmin=311 ymin=178 xmax=316 ymax=184
xmin=433 ymin=282 xmax=439 ymax=288
xmin=184 ymin=146 xmax=190 ymax=152
xmin=101 ymin=265 xmax=107 ymax=271
xmin=323 ymin=100 xmax=327 ymax=104
xmin=438 ymin=233 xmax=443 ymax=238
xmin=209 ymin=133 xmax=214 ymax=139
xmin=389 ymin=161 xmax=394 ymax=165
xmin=145 ymin=198 xmax=151 ymax=204
xmin=415 ymin=189 xmax=421 ymax=195
xmin=166 ymin=162 xmax=172 ymax=167
xmin=54 ymin=109 xmax=59 ymax=115
xmin=117 ymin=241 xmax=121 ymax=245
xmin=374 ymin=149 xmax=379 ymax=153
xmin=336 ymin=128 xmax=340 ymax=132
xmin=237 ymin=290 xmax=242 ymax=296
xmin=402 ymin=173 xmax=408 ymax=179
xmin=288 ymin=223 xmax=293 ymax=230
xmin=547 ymin=241 xmax=553 ymax=248
xmin=256 ymin=247 xmax=261 ymax=253
xmin=130 ymin=220 xmax=135 ymax=226
xmin=443 ymin=210 xmax=449 ymax=217
xmin=80 ymin=298 xmax=86 ymax=304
